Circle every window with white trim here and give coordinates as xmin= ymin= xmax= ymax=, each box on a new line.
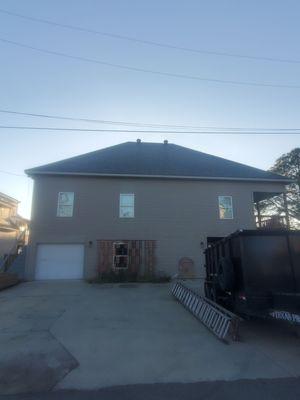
xmin=57 ymin=192 xmax=74 ymax=217
xmin=113 ymin=242 xmax=129 ymax=269
xmin=218 ymin=196 xmax=233 ymax=219
xmin=119 ymin=194 xmax=134 ymax=218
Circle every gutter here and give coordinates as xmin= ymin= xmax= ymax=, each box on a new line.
xmin=24 ymin=170 xmax=293 ymax=184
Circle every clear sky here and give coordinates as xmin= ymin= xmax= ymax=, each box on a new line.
xmin=0 ymin=0 xmax=299 ymax=218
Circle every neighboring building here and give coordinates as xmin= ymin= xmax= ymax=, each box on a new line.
xmin=0 ymin=192 xmax=28 ymax=265
xmin=24 ymin=141 xmax=291 ymax=281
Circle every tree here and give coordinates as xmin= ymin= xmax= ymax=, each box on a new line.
xmin=260 ymin=148 xmax=300 ymax=228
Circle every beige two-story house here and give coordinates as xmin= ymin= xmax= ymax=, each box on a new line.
xmin=0 ymin=192 xmax=28 ymax=265
xmin=24 ymin=141 xmax=291 ymax=281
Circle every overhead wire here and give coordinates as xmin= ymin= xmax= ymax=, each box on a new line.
xmin=0 ymin=109 xmax=300 ymax=131
xmin=0 ymin=169 xmax=27 ymax=177
xmin=0 ymin=125 xmax=299 ymax=134
xmin=0 ymin=38 xmax=299 ymax=89
xmin=0 ymin=8 xmax=299 ymax=64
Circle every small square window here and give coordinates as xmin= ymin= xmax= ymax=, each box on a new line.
xmin=57 ymin=192 xmax=74 ymax=217
xmin=120 ymin=194 xmax=134 ymax=218
xmin=218 ymin=196 xmax=233 ymax=219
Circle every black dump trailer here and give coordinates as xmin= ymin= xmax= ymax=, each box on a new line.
xmin=204 ymin=230 xmax=300 ymax=318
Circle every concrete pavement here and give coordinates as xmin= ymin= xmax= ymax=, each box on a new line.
xmin=3 ymin=379 xmax=300 ymax=400
xmin=0 ymin=281 xmax=300 ymax=395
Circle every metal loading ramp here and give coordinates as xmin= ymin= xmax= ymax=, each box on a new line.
xmin=171 ymin=281 xmax=241 ymax=342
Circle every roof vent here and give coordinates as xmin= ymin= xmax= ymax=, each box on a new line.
xmin=163 ymin=140 xmax=168 ymax=144
xmin=136 ymin=138 xmax=141 ymax=143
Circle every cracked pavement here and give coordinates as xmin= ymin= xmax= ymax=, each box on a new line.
xmin=0 ymin=281 xmax=300 ymax=395
xmin=0 ymin=287 xmax=78 ymax=395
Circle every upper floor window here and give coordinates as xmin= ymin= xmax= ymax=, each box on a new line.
xmin=119 ymin=194 xmax=134 ymax=218
xmin=0 ymin=207 xmax=10 ymax=219
xmin=218 ymin=196 xmax=233 ymax=219
xmin=57 ymin=192 xmax=74 ymax=217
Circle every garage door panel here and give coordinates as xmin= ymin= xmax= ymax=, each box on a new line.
xmin=36 ymin=244 xmax=84 ymax=280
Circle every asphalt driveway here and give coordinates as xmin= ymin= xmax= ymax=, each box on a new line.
xmin=1 ymin=281 xmax=300 ymax=396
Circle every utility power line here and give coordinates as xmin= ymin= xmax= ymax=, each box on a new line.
xmin=1 ymin=37 xmax=300 ymax=90
xmin=0 ymin=109 xmax=238 ymax=130
xmin=0 ymin=125 xmax=299 ymax=135
xmin=0 ymin=169 xmax=26 ymax=177
xmin=0 ymin=8 xmax=299 ymax=65
xmin=1 ymin=109 xmax=300 ymax=132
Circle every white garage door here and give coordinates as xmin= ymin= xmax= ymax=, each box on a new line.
xmin=36 ymin=244 xmax=84 ymax=280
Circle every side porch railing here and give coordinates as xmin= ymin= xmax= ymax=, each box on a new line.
xmin=255 ymin=215 xmax=288 ymax=230
xmin=0 ymin=230 xmax=26 ymax=273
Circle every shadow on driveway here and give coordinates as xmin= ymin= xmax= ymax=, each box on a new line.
xmin=2 ymin=378 xmax=300 ymax=400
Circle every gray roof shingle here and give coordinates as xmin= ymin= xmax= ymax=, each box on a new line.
xmin=25 ymin=141 xmax=290 ymax=182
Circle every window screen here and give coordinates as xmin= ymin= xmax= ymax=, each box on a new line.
xmin=57 ymin=192 xmax=74 ymax=217
xmin=119 ymin=194 xmax=134 ymax=218
xmin=218 ymin=196 xmax=233 ymax=219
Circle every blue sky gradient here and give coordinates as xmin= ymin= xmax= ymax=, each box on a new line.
xmin=0 ymin=0 xmax=299 ymax=217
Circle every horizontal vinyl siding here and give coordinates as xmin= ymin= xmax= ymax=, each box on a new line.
xmin=25 ymin=176 xmax=286 ymax=280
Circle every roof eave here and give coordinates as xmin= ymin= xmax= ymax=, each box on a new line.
xmin=0 ymin=192 xmax=19 ymax=205
xmin=25 ymin=170 xmax=293 ymax=184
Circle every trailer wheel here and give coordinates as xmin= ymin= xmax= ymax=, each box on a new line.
xmin=209 ymin=285 xmax=222 ymax=303
xmin=217 ymin=257 xmax=235 ymax=291
xmin=210 ymin=286 xmax=217 ymax=302
xmin=204 ymin=282 xmax=210 ymax=298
